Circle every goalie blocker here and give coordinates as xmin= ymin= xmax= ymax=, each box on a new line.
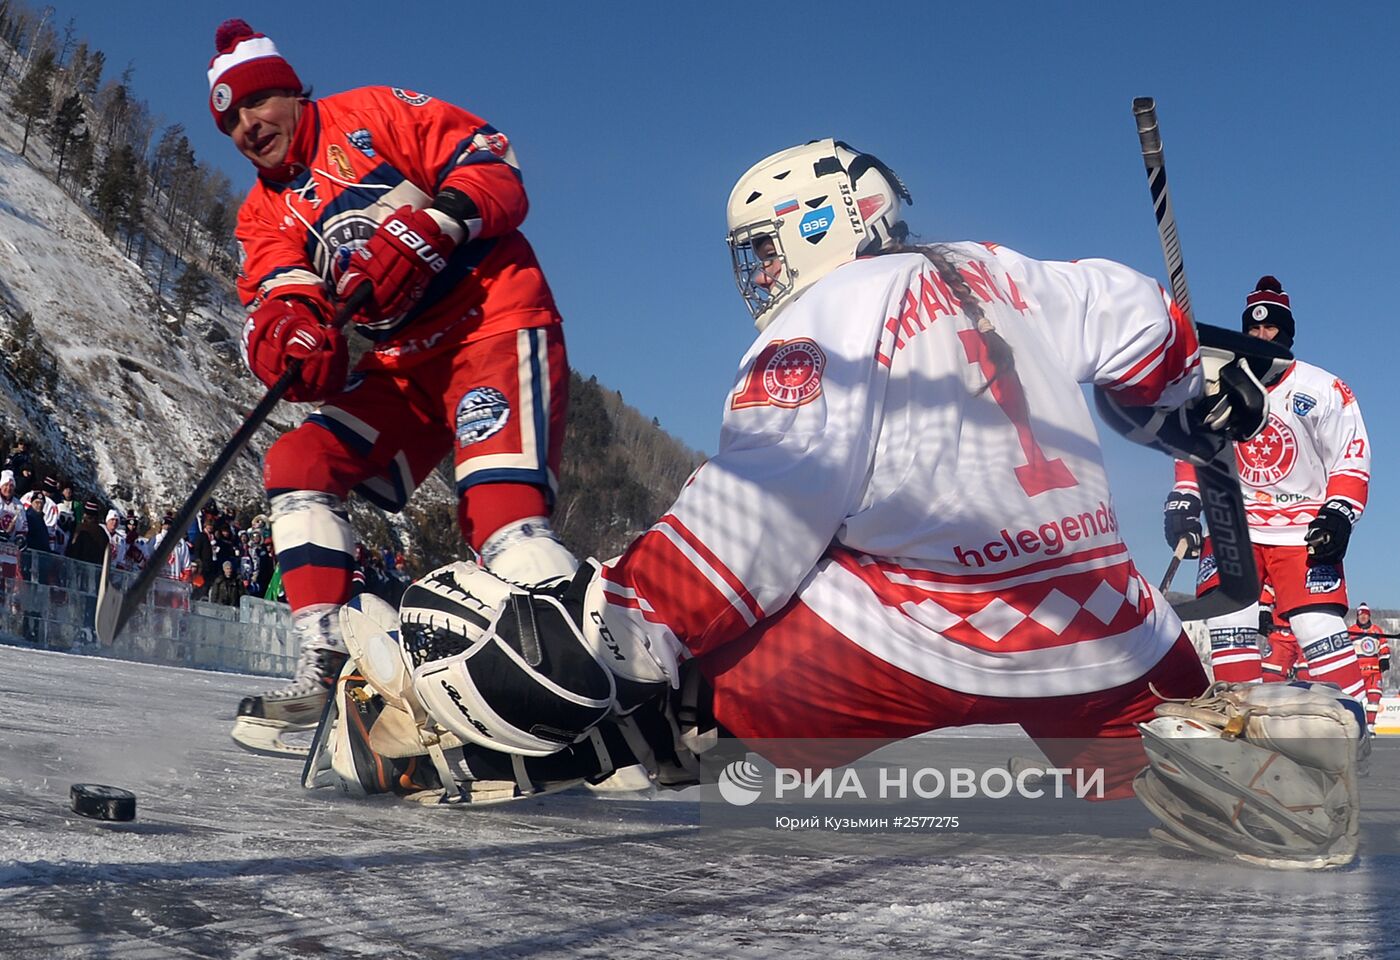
xmin=1095 ymin=323 xmax=1291 ymax=469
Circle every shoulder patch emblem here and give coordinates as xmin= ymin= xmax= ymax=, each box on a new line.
xmin=392 ymin=88 xmax=432 ymax=106
xmin=1292 ymin=391 xmax=1316 ymax=416
xmin=347 ymin=128 xmax=376 ymax=157
xmin=731 ymin=338 xmax=827 ymax=410
xmin=1334 ymin=378 xmax=1356 ymax=406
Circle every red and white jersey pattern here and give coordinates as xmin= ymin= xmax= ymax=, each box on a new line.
xmin=0 ymin=495 xmax=27 ymax=541
xmin=150 ymin=530 xmax=191 ymax=580
xmin=1174 ymin=359 xmax=1369 ymax=545
xmin=601 ymin=244 xmax=1202 ymax=697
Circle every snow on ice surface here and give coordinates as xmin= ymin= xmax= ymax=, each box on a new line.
xmin=0 ymin=643 xmax=1396 ymax=960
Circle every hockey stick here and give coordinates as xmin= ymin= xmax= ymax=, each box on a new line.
xmin=1132 ymin=98 xmax=1258 ymax=622
xmin=1158 ymin=536 xmax=1190 ymax=593
xmin=94 ymin=288 xmax=369 ymax=646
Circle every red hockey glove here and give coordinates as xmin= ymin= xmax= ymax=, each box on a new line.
xmin=241 ymin=297 xmax=348 ymax=403
xmin=334 ymin=206 xmax=457 ymax=323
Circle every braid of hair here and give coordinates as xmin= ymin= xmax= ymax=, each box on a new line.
xmin=879 ymin=242 xmax=1016 ymax=395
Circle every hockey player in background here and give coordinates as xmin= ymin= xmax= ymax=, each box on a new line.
xmin=1258 ymin=584 xmax=1310 ymax=683
xmin=1349 ymin=603 xmax=1389 ymax=731
xmin=208 ymin=19 xmax=576 ymax=756
xmin=1164 ymin=277 xmax=1370 ymax=704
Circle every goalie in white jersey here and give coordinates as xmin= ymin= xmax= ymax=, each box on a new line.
xmin=583 ymin=139 xmax=1231 ymax=798
xmin=1164 ymin=276 xmax=1370 ymax=702
xmin=323 ymin=140 xmax=1365 ymax=866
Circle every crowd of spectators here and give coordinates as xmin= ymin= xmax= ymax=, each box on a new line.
xmin=0 ymin=437 xmax=413 ymax=610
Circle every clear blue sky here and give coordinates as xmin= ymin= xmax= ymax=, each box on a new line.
xmin=43 ymin=2 xmax=1400 ymax=602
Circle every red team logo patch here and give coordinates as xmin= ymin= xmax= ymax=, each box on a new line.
xmin=731 ymin=339 xmax=827 ymax=410
xmin=470 ymin=132 xmax=510 ymax=158
xmin=1334 ymin=377 xmax=1356 ymax=406
xmin=1237 ymin=413 xmax=1298 ymax=487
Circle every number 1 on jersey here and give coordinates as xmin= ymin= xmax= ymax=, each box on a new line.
xmin=958 ymin=329 xmax=1077 ymax=498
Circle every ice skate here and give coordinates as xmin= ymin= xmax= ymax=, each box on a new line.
xmin=232 ymin=604 xmax=350 ymax=759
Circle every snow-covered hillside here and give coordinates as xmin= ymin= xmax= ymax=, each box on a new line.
xmin=0 ymin=96 xmax=455 ymax=535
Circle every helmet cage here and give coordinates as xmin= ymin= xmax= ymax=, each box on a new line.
xmin=728 ymin=219 xmax=796 ymax=322
xmin=725 ymin=138 xmax=911 ymax=330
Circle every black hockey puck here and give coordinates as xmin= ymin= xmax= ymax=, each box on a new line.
xmin=70 ymin=784 xmax=137 ymax=822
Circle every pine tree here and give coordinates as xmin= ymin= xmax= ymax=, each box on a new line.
xmin=65 ymin=127 xmax=94 ymax=194
xmin=14 ymin=48 xmax=56 ymax=157
xmin=47 ymin=93 xmax=84 ymax=182
xmin=172 ymin=264 xmax=210 ymax=324
xmin=93 ymin=143 xmax=137 ymax=234
xmin=78 ymin=47 xmax=103 ymax=99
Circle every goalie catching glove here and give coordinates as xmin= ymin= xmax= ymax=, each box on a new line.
xmin=1134 ymin=681 xmax=1365 ymax=870
xmin=396 ymin=560 xmax=672 ymax=756
xmin=1096 ymin=323 xmax=1291 ymax=468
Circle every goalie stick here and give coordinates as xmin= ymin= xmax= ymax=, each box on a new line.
xmin=1132 ymin=98 xmax=1258 ymax=622
xmin=95 ymin=287 xmax=370 ymax=647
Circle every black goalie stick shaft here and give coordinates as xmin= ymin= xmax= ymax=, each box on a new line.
xmin=1132 ymin=98 xmax=1258 ymax=622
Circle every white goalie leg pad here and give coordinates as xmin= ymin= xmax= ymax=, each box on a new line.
xmin=1135 ymin=681 xmax=1364 ymax=869
xmin=341 ymin=593 xmax=417 ymax=714
xmin=400 ymin=561 xmax=615 ymax=756
xmin=480 ymin=516 xmax=579 ymax=587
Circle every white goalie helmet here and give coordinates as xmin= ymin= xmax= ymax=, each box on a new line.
xmin=726 ymin=138 xmax=912 ymax=330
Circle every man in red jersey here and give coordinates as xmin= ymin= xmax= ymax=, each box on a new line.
xmin=209 ymin=20 xmax=575 ymax=757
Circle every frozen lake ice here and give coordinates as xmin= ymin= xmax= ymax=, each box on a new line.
xmin=0 ymin=644 xmax=1397 ymax=959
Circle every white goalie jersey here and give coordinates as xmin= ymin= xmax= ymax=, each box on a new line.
xmin=601 ymin=243 xmax=1204 ymax=697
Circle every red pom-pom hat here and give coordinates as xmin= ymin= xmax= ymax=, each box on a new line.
xmin=207 ymin=19 xmax=302 ymax=133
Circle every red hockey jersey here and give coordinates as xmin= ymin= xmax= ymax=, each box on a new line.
xmin=235 ymin=86 xmax=559 ymax=373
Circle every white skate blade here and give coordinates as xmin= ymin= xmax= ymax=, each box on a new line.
xmin=231 ymin=715 xmax=314 ymax=759
xmin=585 ymin=763 xmax=655 ymax=795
